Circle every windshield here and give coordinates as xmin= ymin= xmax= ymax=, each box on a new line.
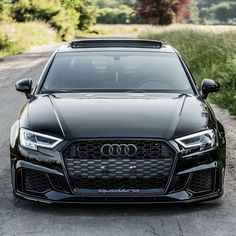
xmin=42 ymin=51 xmax=193 ymax=93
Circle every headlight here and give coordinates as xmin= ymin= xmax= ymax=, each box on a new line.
xmin=175 ymin=130 xmax=216 ymax=155
xmin=20 ymin=128 xmax=63 ymax=151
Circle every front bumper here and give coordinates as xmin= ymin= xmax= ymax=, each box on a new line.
xmin=11 ymin=144 xmax=225 ymax=204
xmin=15 ymin=187 xmax=223 ymax=204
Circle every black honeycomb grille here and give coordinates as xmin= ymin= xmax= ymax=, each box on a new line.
xmin=188 ymin=169 xmax=214 ymax=193
xmin=63 ymin=140 xmax=174 ymax=160
xmin=63 ymin=140 xmax=175 ymax=190
xmin=23 ymin=170 xmax=50 ymax=193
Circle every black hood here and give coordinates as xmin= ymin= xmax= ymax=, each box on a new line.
xmin=21 ymin=93 xmax=214 ymax=140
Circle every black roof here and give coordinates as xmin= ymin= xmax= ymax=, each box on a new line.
xmin=69 ymin=39 xmax=163 ymax=49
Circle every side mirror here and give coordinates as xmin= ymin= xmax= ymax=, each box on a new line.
xmin=201 ymin=79 xmax=220 ymax=99
xmin=15 ymin=78 xmax=32 ymax=99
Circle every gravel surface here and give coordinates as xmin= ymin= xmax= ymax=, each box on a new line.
xmin=0 ymin=44 xmax=235 ymax=236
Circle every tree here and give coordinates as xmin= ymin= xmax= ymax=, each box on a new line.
xmin=96 ymin=0 xmax=136 ymax=8
xmin=0 ymin=0 xmax=12 ymax=22
xmin=11 ymin=0 xmax=62 ymax=22
xmin=197 ymin=0 xmax=222 ymax=9
xmin=97 ymin=5 xmax=141 ymax=24
xmin=188 ymin=0 xmax=200 ymax=24
xmin=229 ymin=3 xmax=236 ymax=20
xmin=134 ymin=0 xmax=192 ymax=25
xmin=10 ymin=0 xmax=79 ymax=40
xmin=61 ymin=0 xmax=97 ymax=31
xmin=211 ymin=2 xmax=231 ymax=22
xmin=10 ymin=0 xmax=96 ymax=39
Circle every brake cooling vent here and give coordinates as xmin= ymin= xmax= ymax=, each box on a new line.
xmin=23 ymin=170 xmax=50 ymax=193
xmin=188 ymin=169 xmax=214 ymax=193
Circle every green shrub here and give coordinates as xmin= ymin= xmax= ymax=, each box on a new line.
xmin=11 ymin=0 xmax=61 ymax=22
xmin=10 ymin=0 xmax=97 ymax=40
xmin=0 ymin=0 xmax=12 ymax=22
xmin=96 ymin=0 xmax=136 ymax=8
xmin=60 ymin=0 xmax=97 ymax=31
xmin=97 ymin=5 xmax=142 ymax=24
xmin=211 ymin=2 xmax=231 ymax=23
xmin=0 ymin=22 xmax=58 ymax=56
xmin=140 ymin=26 xmax=236 ymax=115
xmin=11 ymin=0 xmax=80 ymax=40
xmin=50 ymin=8 xmax=79 ymax=40
xmin=75 ymin=0 xmax=97 ymax=31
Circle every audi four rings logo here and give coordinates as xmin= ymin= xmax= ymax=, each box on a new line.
xmin=101 ymin=144 xmax=137 ymax=157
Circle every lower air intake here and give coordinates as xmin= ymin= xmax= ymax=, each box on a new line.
xmin=23 ymin=170 xmax=50 ymax=193
xmin=188 ymin=169 xmax=214 ymax=193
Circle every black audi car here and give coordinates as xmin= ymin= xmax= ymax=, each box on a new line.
xmin=10 ymin=39 xmax=226 ymax=203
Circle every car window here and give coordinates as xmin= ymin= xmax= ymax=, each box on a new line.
xmin=42 ymin=51 xmax=193 ymax=93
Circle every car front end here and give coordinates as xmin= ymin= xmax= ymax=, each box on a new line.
xmin=11 ymin=132 xmax=225 ymax=204
xmin=10 ymin=95 xmax=226 ymax=204
xmin=10 ymin=39 xmax=226 ymax=204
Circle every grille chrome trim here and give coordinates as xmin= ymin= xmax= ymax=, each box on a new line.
xmin=61 ymin=139 xmax=178 ymax=195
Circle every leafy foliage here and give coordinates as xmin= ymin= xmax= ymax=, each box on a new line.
xmin=50 ymin=8 xmax=79 ymax=40
xmin=196 ymin=0 xmax=236 ymax=24
xmin=10 ymin=0 xmax=76 ymax=40
xmin=97 ymin=5 xmax=142 ymax=24
xmin=0 ymin=0 xmax=12 ymax=22
xmin=211 ymin=2 xmax=236 ymax=23
xmin=11 ymin=0 xmax=61 ymax=22
xmin=96 ymin=0 xmax=141 ymax=24
xmin=211 ymin=2 xmax=231 ymax=22
xmin=61 ymin=0 xmax=97 ymax=31
xmin=8 ymin=0 xmax=96 ymax=40
xmin=96 ymin=0 xmax=136 ymax=8
xmin=134 ymin=0 xmax=192 ymax=25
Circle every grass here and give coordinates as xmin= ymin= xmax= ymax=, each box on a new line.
xmin=0 ymin=21 xmax=58 ymax=57
xmin=140 ymin=24 xmax=236 ymax=115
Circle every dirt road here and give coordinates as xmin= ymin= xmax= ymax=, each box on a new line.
xmin=0 ymin=44 xmax=235 ymax=236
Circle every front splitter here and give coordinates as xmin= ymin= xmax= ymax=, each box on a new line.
xmin=14 ymin=189 xmax=223 ymax=204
